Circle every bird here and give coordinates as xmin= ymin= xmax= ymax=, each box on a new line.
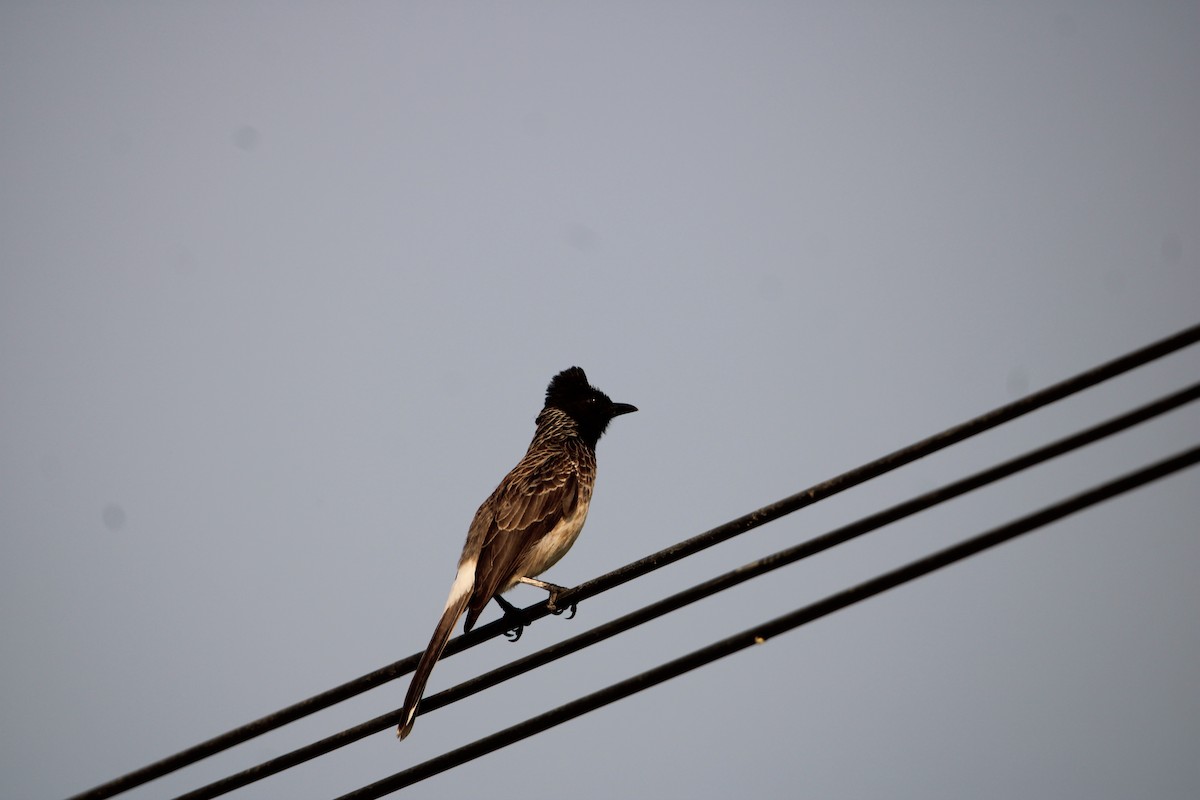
xmin=397 ymin=366 xmax=636 ymax=739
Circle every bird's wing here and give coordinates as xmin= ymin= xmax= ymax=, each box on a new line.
xmin=463 ymin=448 xmax=581 ymax=629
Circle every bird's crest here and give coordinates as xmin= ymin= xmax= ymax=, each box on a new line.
xmin=545 ymin=366 xmax=592 ymax=408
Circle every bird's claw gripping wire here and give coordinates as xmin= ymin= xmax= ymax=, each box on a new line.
xmin=518 ymin=577 xmax=577 ymax=620
xmin=492 ymin=594 xmax=531 ymax=642
xmin=548 ymin=595 xmax=578 ymax=619
xmin=495 ymin=579 xmax=579 ymax=640
xmin=551 ymin=603 xmax=577 ymax=619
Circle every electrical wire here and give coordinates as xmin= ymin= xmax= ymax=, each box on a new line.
xmin=66 ymin=322 xmax=1200 ymax=800
xmin=170 ymin=380 xmax=1200 ymax=800
xmin=334 ymin=444 xmax=1200 ymax=798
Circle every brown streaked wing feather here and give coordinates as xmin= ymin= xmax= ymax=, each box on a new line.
xmin=463 ymin=449 xmax=581 ymax=628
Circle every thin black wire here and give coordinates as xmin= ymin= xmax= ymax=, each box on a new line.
xmin=67 ymin=322 xmax=1200 ymax=800
xmin=171 ymin=381 xmax=1200 ymax=800
xmin=334 ymin=444 xmax=1200 ymax=799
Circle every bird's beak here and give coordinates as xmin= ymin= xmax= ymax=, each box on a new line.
xmin=611 ymin=402 xmax=638 ymax=417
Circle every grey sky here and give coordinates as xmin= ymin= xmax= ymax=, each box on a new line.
xmin=2 ymin=3 xmax=1198 ymax=799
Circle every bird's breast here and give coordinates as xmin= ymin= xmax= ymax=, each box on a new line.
xmin=518 ymin=495 xmax=591 ymax=578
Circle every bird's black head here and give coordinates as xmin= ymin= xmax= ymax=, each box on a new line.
xmin=544 ymin=367 xmax=637 ymax=447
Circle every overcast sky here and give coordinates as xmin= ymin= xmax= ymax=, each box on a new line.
xmin=3 ymin=3 xmax=1198 ymax=799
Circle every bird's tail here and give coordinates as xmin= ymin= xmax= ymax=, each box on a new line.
xmin=398 ymin=565 xmax=474 ymax=740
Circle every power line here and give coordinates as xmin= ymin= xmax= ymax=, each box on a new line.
xmin=170 ymin=380 xmax=1200 ymax=800
xmin=66 ymin=322 xmax=1200 ymax=800
xmin=334 ymin=444 xmax=1200 ymax=799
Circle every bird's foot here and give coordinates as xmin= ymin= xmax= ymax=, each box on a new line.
xmin=492 ymin=594 xmax=531 ymax=642
xmin=548 ymin=592 xmax=578 ymax=620
xmin=516 ymin=577 xmax=578 ymax=619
